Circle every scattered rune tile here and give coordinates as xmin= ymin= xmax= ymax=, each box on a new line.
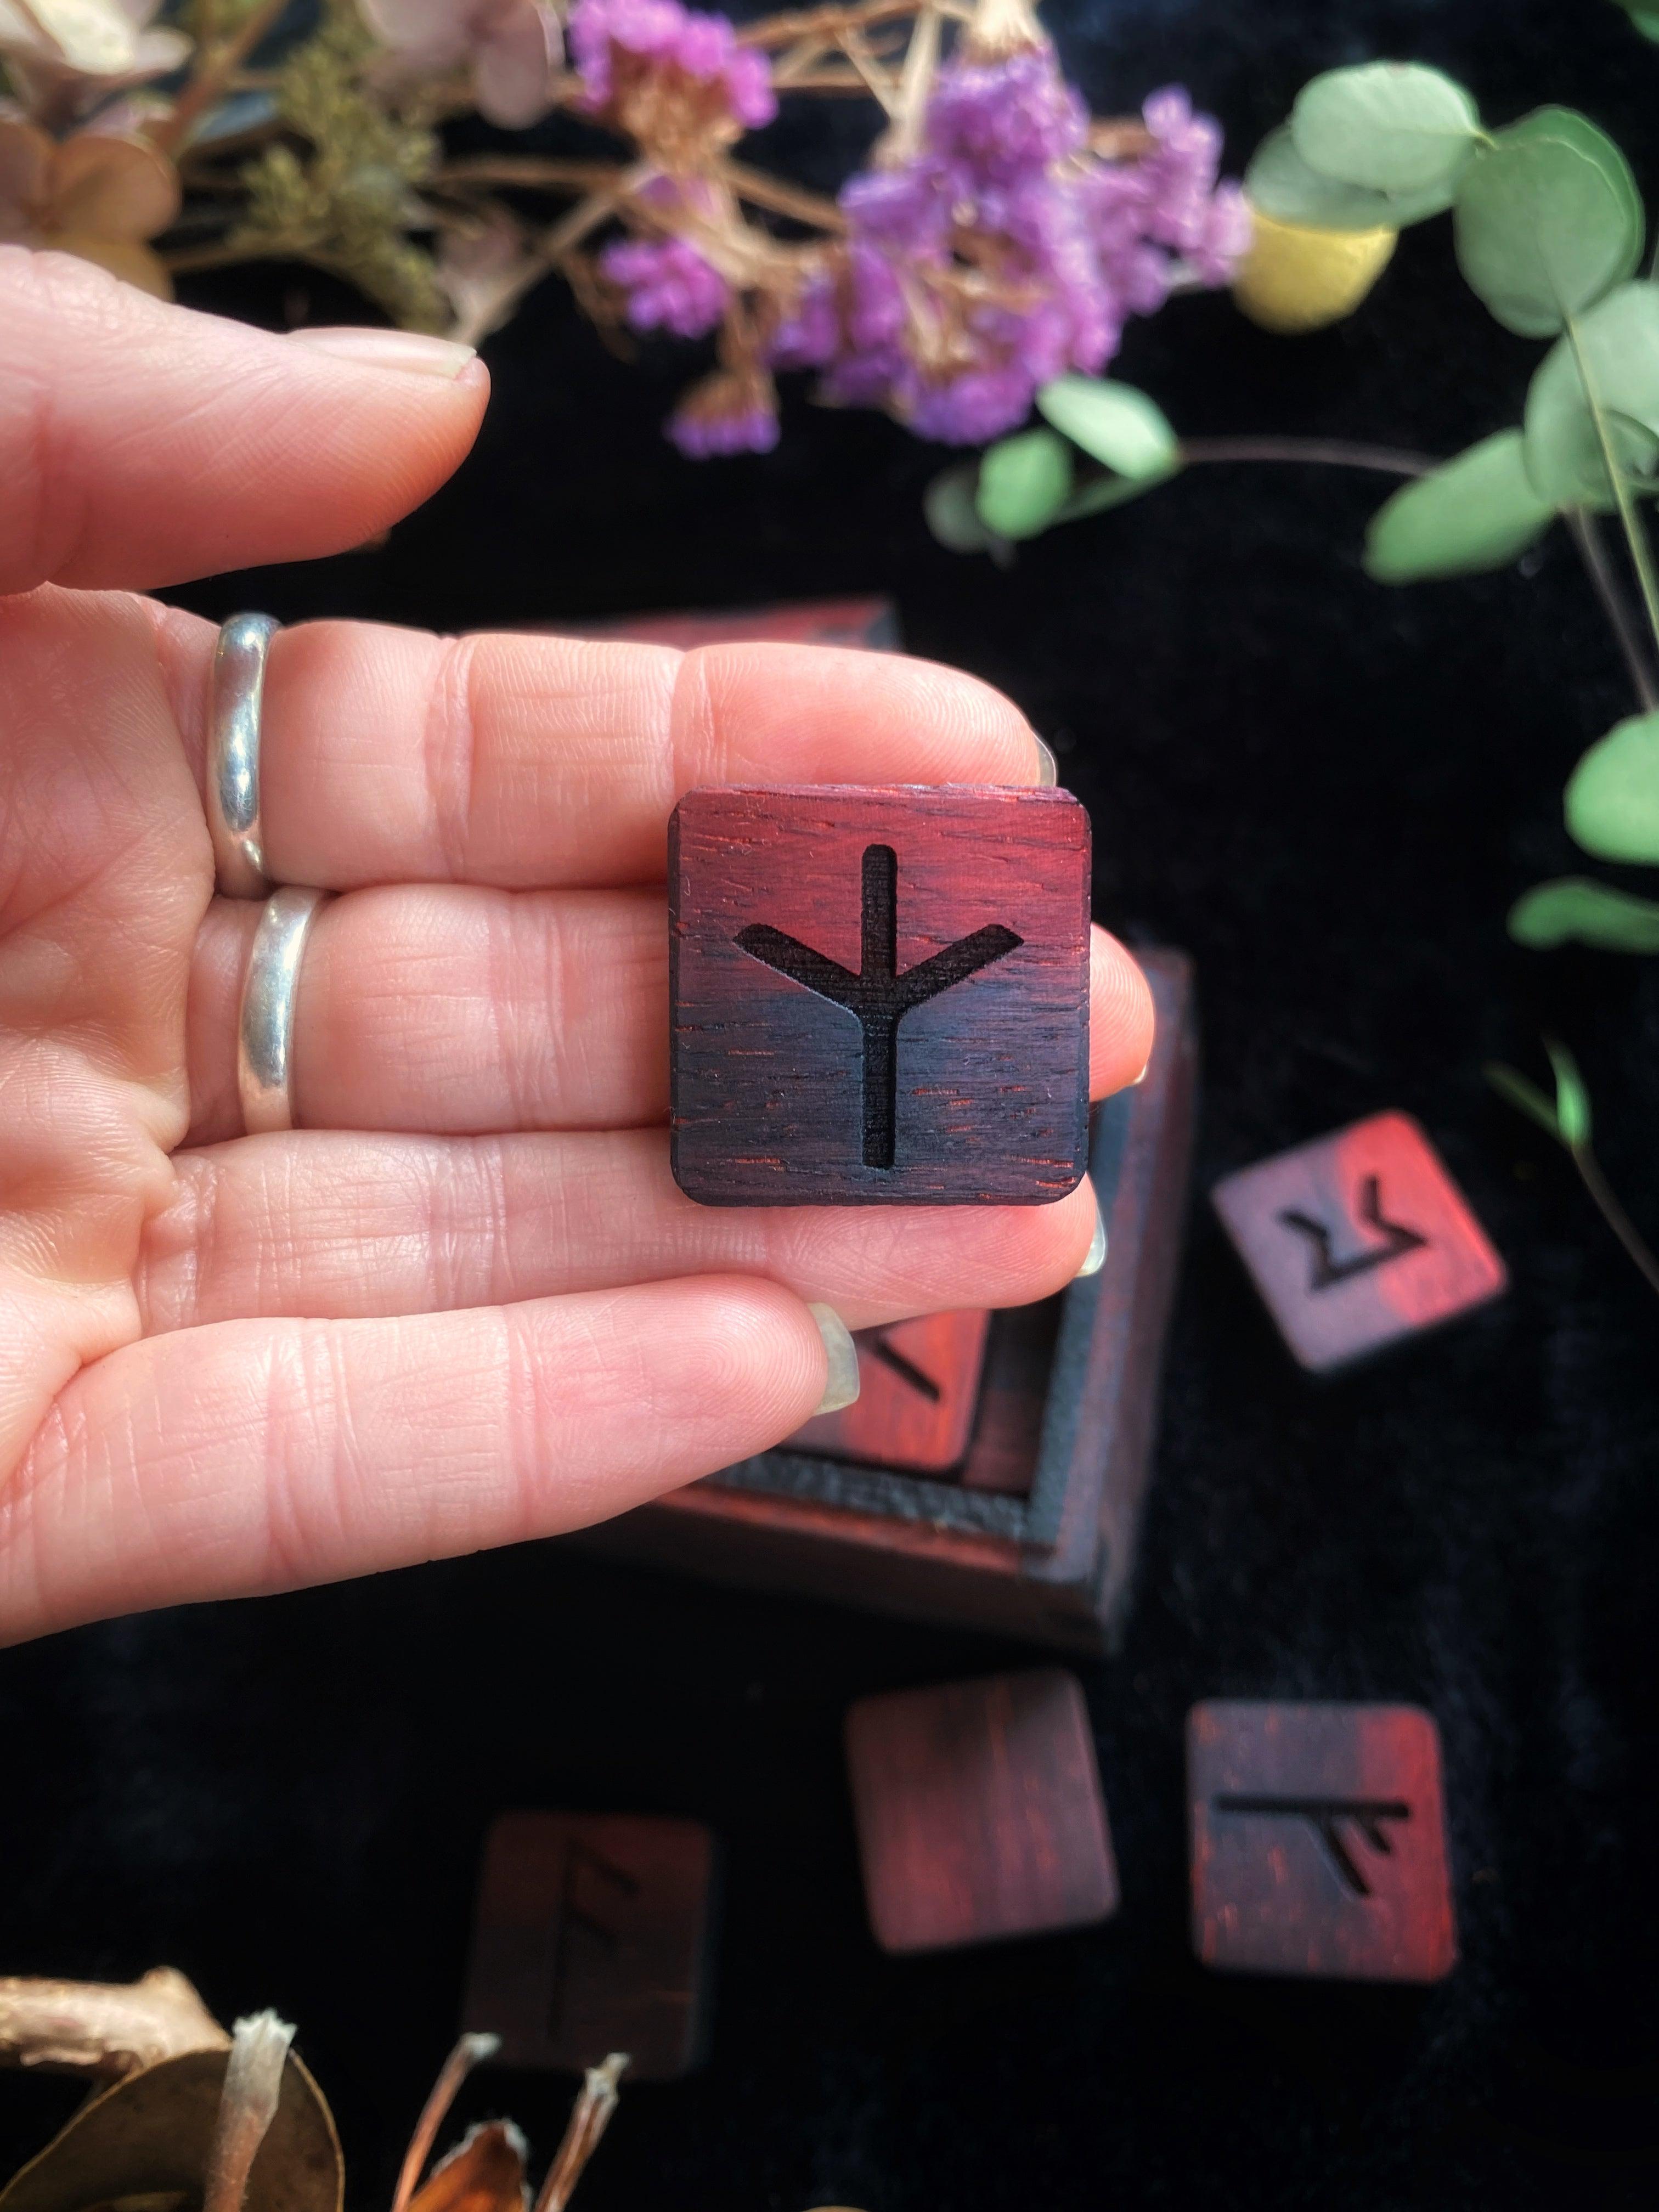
xmin=670 ymin=786 xmax=1092 ymax=1205
xmin=844 ymin=1669 xmax=1119 ymax=1954
xmin=461 ymin=1813 xmax=715 ymax=2079
xmin=787 ymin=1309 xmax=991 ymax=1473
xmin=1187 ymin=1701 xmax=1457 ymax=1983
xmin=1210 ymin=1110 xmax=1506 ymax=1373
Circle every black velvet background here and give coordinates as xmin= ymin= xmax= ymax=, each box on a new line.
xmin=5 ymin=0 xmax=1659 ymax=2202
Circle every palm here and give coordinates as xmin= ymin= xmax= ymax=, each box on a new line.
xmin=0 ymin=250 xmax=1152 ymax=1645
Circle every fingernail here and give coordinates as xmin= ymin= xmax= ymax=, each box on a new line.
xmin=808 ymin=1302 xmax=861 ymax=1413
xmin=1075 ymin=1189 xmax=1108 ymax=1278
xmin=287 ymin=326 xmax=478 ymax=380
xmin=1033 ymin=735 xmax=1059 ymax=786
xmin=1128 ymin=1057 xmax=1152 ymax=1086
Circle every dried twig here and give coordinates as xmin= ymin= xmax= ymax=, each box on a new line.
xmin=202 ymin=2013 xmax=295 ymax=2212
xmin=391 ymin=2034 xmax=502 ymax=2212
xmin=530 ymin=2056 xmax=629 ymax=2212
xmin=0 ymin=1969 xmax=229 ymax=2080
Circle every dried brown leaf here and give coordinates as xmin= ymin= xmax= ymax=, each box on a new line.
xmin=0 ymin=2046 xmax=341 ymax=2212
xmin=407 ymin=2125 xmax=527 ymax=2212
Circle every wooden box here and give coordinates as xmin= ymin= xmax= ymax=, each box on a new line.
xmin=582 ymin=944 xmax=1195 ymax=1651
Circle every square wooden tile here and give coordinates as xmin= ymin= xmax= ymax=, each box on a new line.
xmin=669 ymin=786 xmax=1091 ymax=1205
xmin=1210 ymin=1110 xmax=1506 ymax=1373
xmin=787 ymin=1309 xmax=991 ymax=1472
xmin=461 ymin=1813 xmax=715 ymax=2078
xmin=1188 ymin=1701 xmax=1457 ymax=1983
xmin=845 ymin=1669 xmax=1118 ymax=1954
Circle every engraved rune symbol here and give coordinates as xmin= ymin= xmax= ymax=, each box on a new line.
xmin=548 ymin=1838 xmax=640 ymax=2035
xmin=862 ymin=1327 xmax=942 ymax=1403
xmin=736 ymin=843 xmax=1023 ymax=1169
xmin=1278 ymin=1173 xmax=1427 ymax=1293
xmin=1214 ymin=1794 xmax=1412 ymax=1897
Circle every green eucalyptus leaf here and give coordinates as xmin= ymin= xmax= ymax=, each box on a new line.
xmin=1508 ymin=108 xmax=1643 ymax=250
xmin=924 ymin=461 xmax=995 ymax=553
xmin=1485 ymin=1060 xmax=1566 ymax=1143
xmin=1454 ymin=127 xmax=1641 ymax=337
xmin=1544 ymin=1036 xmax=1593 ymax=1147
xmin=975 ymin=428 xmax=1073 ymax=540
xmin=1564 ymin=707 xmax=1659 ymax=861
xmin=1364 ymin=431 xmax=1554 ymax=580
xmin=1244 ymin=124 xmax=1454 ymax=231
xmin=1616 ymin=4 xmax=1659 ymax=44
xmin=1522 ymin=280 xmax=1659 ymax=506
xmin=1507 ymin=875 xmax=1659 ymax=950
xmin=1290 ymin=63 xmax=1480 ymax=195
xmin=1036 ymin=377 xmax=1178 ymax=480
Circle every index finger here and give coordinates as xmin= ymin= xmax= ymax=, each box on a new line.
xmin=153 ymin=613 xmax=1052 ymax=890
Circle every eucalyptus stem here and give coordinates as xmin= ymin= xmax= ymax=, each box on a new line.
xmin=1564 ymin=507 xmax=1659 ymax=711
xmin=1566 ymin=311 xmax=1659 ymax=663
xmin=1572 ymin=1142 xmax=1659 ymax=1297
xmin=1177 ymin=437 xmax=1432 ymax=476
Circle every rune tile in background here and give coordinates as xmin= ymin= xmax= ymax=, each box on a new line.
xmin=787 ymin=1309 xmax=991 ymax=1472
xmin=1210 ymin=1110 xmax=1506 ymax=1372
xmin=1187 ymin=1701 xmax=1457 ymax=1983
xmin=845 ymin=1669 xmax=1119 ymax=1953
xmin=462 ymin=1812 xmax=716 ymax=2079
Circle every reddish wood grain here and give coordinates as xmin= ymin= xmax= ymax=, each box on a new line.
xmin=787 ymin=1309 xmax=990 ymax=1472
xmin=1210 ymin=1110 xmax=1506 ymax=1373
xmin=569 ymin=596 xmax=898 ymax=652
xmin=1188 ymin=1701 xmax=1457 ymax=1983
xmin=461 ymin=1813 xmax=715 ymax=2079
xmin=845 ymin=1670 xmax=1119 ymax=1954
xmin=671 ymin=785 xmax=1091 ymax=1205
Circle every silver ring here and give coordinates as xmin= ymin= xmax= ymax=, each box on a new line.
xmin=238 ymin=887 xmax=329 ymax=1135
xmin=208 ymin=613 xmax=278 ymax=898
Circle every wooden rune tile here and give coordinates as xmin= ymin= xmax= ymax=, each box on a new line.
xmin=1188 ymin=1701 xmax=1457 ymax=1983
xmin=461 ymin=1813 xmax=715 ymax=2079
xmin=787 ymin=1309 xmax=991 ymax=1472
xmin=572 ymin=595 xmax=899 ymax=652
xmin=1210 ymin=1110 xmax=1506 ymax=1373
xmin=670 ymin=786 xmax=1092 ymax=1205
xmin=845 ymin=1669 xmax=1118 ymax=1954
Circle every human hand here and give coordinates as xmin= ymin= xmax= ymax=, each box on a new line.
xmin=0 ymin=250 xmax=1155 ymax=1645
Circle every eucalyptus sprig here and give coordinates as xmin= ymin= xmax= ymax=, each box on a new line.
xmin=1487 ymin=1040 xmax=1659 ymax=1295
xmin=933 ymin=60 xmax=1659 ymax=962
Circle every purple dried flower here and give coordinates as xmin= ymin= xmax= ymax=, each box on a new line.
xmin=778 ymin=49 xmax=1249 ymax=447
xmin=669 ymin=366 xmax=781 ymax=455
xmin=602 ymin=234 xmax=730 ymax=336
xmin=925 ymin=47 xmax=1087 ymax=181
xmin=570 ymin=0 xmax=777 ymax=132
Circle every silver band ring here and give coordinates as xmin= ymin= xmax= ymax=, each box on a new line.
xmin=208 ymin=612 xmax=278 ymax=898
xmin=238 ymin=887 xmax=329 ymax=1135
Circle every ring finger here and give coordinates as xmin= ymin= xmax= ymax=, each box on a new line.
xmin=187 ymin=891 xmax=1149 ymax=1143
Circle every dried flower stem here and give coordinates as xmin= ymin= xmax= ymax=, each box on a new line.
xmin=714 ymin=158 xmax=847 ymax=230
xmin=531 ymin=2056 xmax=629 ymax=2212
xmin=0 ymin=1969 xmax=229 ymax=2080
xmin=152 ymin=0 xmax=290 ymax=157
xmin=392 ymin=2034 xmax=502 ymax=2212
xmin=202 ymin=2013 xmax=295 ymax=2212
xmin=738 ymin=0 xmax=970 ymax=50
